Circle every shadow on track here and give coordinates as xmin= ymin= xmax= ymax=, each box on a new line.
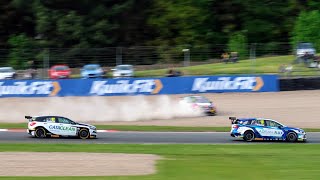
xmin=232 ymin=139 xmax=308 ymax=144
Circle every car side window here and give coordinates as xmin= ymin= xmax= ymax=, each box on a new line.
xmin=57 ymin=117 xmax=71 ymax=124
xmin=255 ymin=120 xmax=265 ymax=126
xmin=265 ymin=120 xmax=270 ymax=126
xmin=265 ymin=120 xmax=281 ymax=127
xmin=44 ymin=117 xmax=56 ymax=123
xmin=66 ymin=118 xmax=76 ymax=125
xmin=242 ymin=121 xmax=251 ymax=125
xmin=35 ymin=117 xmax=45 ymax=122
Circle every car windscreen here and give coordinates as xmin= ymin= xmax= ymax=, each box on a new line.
xmin=54 ymin=66 xmax=69 ymax=71
xmin=297 ymin=43 xmax=313 ymax=49
xmin=84 ymin=65 xmax=99 ymax=70
xmin=116 ymin=66 xmax=132 ymax=70
xmin=0 ymin=68 xmax=14 ymax=73
xmin=195 ymin=97 xmax=211 ymax=103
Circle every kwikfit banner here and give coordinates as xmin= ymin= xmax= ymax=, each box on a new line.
xmin=0 ymin=75 xmax=278 ymax=97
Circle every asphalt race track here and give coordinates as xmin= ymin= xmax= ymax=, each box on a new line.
xmin=0 ymin=131 xmax=320 ymax=144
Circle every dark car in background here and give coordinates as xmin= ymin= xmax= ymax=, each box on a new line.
xmin=48 ymin=65 xmax=71 ymax=79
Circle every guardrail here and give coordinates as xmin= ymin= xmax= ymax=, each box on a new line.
xmin=0 ymin=75 xmax=279 ymax=98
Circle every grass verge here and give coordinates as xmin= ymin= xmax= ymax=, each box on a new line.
xmin=134 ymin=55 xmax=320 ymax=77
xmin=1 ymin=123 xmax=320 ymax=132
xmin=0 ymin=123 xmax=229 ymax=132
xmin=70 ymin=55 xmax=320 ymax=78
xmin=0 ymin=143 xmax=320 ymax=179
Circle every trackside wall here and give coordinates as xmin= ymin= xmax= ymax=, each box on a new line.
xmin=0 ymin=75 xmax=279 ymax=98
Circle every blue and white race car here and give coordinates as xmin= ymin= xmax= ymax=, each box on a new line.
xmin=229 ymin=117 xmax=307 ymax=142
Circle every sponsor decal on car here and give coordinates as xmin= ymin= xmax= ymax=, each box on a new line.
xmin=49 ymin=125 xmax=76 ymax=131
xmin=192 ymin=77 xmax=264 ymax=92
xmin=256 ymin=128 xmax=283 ymax=137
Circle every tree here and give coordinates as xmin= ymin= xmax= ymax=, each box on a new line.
xmin=227 ymin=31 xmax=248 ymax=60
xmin=7 ymin=34 xmax=35 ymax=69
xmin=291 ymin=10 xmax=320 ymax=50
xmin=147 ymin=0 xmax=211 ymax=46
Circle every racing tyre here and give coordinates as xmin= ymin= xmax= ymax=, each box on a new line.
xmin=243 ymin=131 xmax=255 ymax=142
xmin=35 ymin=127 xmax=46 ymax=138
xmin=286 ymin=132 xmax=297 ymax=142
xmin=79 ymin=129 xmax=90 ymax=139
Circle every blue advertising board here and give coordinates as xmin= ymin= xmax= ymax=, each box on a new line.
xmin=0 ymin=75 xmax=278 ymax=97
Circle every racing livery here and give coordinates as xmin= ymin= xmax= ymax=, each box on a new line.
xmin=26 ymin=115 xmax=97 ymax=139
xmin=229 ymin=117 xmax=306 ymax=142
xmin=179 ymin=95 xmax=217 ymax=115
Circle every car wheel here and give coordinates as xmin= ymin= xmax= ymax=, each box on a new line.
xmin=79 ymin=129 xmax=90 ymax=139
xmin=243 ymin=131 xmax=255 ymax=142
xmin=286 ymin=132 xmax=297 ymax=142
xmin=35 ymin=127 xmax=46 ymax=138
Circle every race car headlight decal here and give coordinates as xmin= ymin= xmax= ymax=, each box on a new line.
xmin=294 ymin=130 xmax=305 ymax=134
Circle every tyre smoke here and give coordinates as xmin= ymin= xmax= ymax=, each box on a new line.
xmin=0 ymin=95 xmax=203 ymax=123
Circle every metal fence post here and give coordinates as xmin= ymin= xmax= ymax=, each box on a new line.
xmin=250 ymin=43 xmax=256 ymax=74
xmin=42 ymin=48 xmax=50 ymax=79
xmin=116 ymin=47 xmax=122 ymax=66
xmin=182 ymin=48 xmax=190 ymax=67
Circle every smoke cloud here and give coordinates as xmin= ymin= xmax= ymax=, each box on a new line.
xmin=0 ymin=95 xmax=203 ymax=123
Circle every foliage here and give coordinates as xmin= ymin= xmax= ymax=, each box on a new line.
xmin=7 ymin=34 xmax=35 ymax=69
xmin=0 ymin=0 xmax=317 ymax=66
xmin=132 ymin=55 xmax=320 ymax=77
xmin=291 ymin=10 xmax=320 ymax=51
xmin=227 ymin=31 xmax=248 ymax=59
xmin=148 ymin=0 xmax=209 ymax=46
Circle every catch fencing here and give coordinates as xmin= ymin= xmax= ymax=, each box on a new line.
xmin=0 ymin=43 xmax=319 ymax=79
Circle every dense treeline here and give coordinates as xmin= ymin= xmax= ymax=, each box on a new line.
xmin=1 ymin=0 xmax=320 ymax=68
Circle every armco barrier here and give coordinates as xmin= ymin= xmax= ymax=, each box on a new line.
xmin=280 ymin=77 xmax=320 ymax=91
xmin=0 ymin=75 xmax=278 ymax=97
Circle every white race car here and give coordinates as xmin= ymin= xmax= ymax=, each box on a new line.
xmin=26 ymin=115 xmax=97 ymax=139
xmin=179 ymin=95 xmax=217 ymax=115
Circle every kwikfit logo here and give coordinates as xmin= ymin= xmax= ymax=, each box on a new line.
xmin=0 ymin=81 xmax=55 ymax=96
xmin=90 ymin=79 xmax=162 ymax=95
xmin=192 ymin=77 xmax=263 ymax=92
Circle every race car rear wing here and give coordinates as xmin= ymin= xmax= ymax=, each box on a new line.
xmin=229 ymin=117 xmax=239 ymax=124
xmin=25 ymin=116 xmax=33 ymax=122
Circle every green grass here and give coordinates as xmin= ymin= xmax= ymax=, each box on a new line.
xmin=70 ymin=55 xmax=320 ymax=78
xmin=1 ymin=143 xmax=320 ymax=179
xmin=133 ymin=55 xmax=320 ymax=77
xmin=2 ymin=123 xmax=320 ymax=132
